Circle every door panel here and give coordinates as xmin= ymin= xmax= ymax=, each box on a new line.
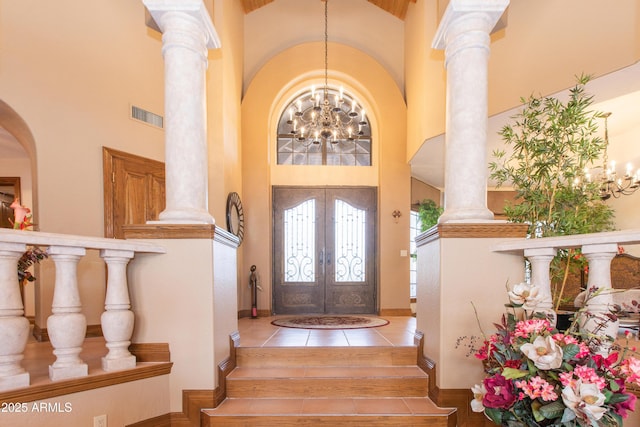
xmin=273 ymin=186 xmax=376 ymax=315
xmin=103 ymin=147 xmax=165 ymax=238
xmin=324 ymin=188 xmax=376 ymax=314
xmin=273 ymin=188 xmax=326 ymax=314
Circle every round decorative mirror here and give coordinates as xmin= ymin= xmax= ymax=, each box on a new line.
xmin=225 ymin=192 xmax=244 ymax=245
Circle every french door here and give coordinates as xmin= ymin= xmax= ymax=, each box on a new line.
xmin=273 ymin=186 xmax=377 ymax=314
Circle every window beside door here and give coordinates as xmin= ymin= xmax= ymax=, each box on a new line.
xmin=409 ymin=210 xmax=421 ymax=299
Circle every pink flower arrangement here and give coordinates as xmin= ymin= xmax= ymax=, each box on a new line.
xmin=9 ymin=198 xmax=33 ymax=230
xmin=471 ymin=287 xmax=640 ymax=426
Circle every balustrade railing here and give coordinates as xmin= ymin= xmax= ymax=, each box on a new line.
xmin=0 ymin=229 xmax=164 ymax=391
xmin=493 ymin=229 xmax=640 ymax=341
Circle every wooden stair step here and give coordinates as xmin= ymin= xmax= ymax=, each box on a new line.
xmin=229 ymin=365 xmax=428 ymax=379
xmin=202 ymin=397 xmax=456 ymax=427
xmin=236 ymin=346 xmax=417 ymax=367
xmin=226 ymin=366 xmax=429 ymax=398
xmin=226 ymin=376 xmax=429 ymax=398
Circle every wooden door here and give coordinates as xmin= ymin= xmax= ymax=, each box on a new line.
xmin=103 ymin=147 xmax=165 ymax=238
xmin=273 ymin=186 xmax=377 ymax=314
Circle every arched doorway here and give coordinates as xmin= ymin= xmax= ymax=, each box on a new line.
xmin=0 ymin=100 xmax=39 ymax=319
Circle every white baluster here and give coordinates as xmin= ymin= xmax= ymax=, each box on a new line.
xmin=100 ymin=249 xmax=136 ymax=371
xmin=581 ymin=243 xmax=619 ymax=345
xmin=524 ymin=247 xmax=557 ymax=320
xmin=0 ymin=242 xmax=30 ymax=390
xmin=47 ymin=246 xmax=88 ymax=380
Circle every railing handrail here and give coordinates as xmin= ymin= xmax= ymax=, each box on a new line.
xmin=0 ymin=228 xmax=165 ymax=253
xmin=492 ymin=228 xmax=640 ymax=254
xmin=0 ymin=227 xmax=166 ymax=392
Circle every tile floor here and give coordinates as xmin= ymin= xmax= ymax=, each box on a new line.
xmin=237 ymin=315 xmax=417 ymax=348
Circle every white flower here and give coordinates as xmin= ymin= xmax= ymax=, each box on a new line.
xmin=561 ymin=380 xmax=607 ymax=421
xmin=508 ymin=282 xmax=539 ymax=308
xmin=520 ymin=335 xmax=563 ymax=370
xmin=470 ymin=383 xmax=486 ymax=412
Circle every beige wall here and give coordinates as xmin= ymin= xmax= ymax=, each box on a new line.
xmin=0 ymin=0 xmax=167 ymax=328
xmin=1 ymin=376 xmax=169 ymax=427
xmin=405 ymin=0 xmax=446 ymax=164
xmin=242 ymin=41 xmax=411 ymax=314
xmin=488 ymin=0 xmax=639 ymax=116
xmin=126 ymin=232 xmax=236 ymax=413
xmin=417 ymin=235 xmax=526 ymax=388
xmin=207 ymin=0 xmax=244 ymax=223
xmin=411 ymin=177 xmax=441 ymax=208
xmin=404 ymin=0 xmax=640 ymax=162
xmin=0 ymin=0 xmax=165 ymax=236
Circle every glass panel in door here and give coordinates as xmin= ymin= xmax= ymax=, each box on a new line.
xmin=273 ymin=186 xmax=376 ymax=315
xmin=273 ymin=188 xmax=325 ymax=314
xmin=324 ymin=188 xmax=376 ymax=314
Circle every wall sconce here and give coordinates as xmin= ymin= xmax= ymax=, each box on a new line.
xmin=392 ymin=210 xmax=402 ymax=223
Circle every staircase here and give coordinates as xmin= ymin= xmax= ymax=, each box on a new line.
xmin=202 ymin=345 xmax=456 ymax=426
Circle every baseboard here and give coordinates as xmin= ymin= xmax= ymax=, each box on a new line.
xmin=237 ymin=309 xmax=271 ymax=318
xmin=32 ymin=323 xmax=103 ymax=342
xmin=379 ymin=308 xmax=413 ymax=316
xmin=129 ymin=343 xmax=171 ymax=362
xmin=127 ymin=331 xmax=240 ymax=427
xmin=415 ymin=330 xmax=485 ymax=427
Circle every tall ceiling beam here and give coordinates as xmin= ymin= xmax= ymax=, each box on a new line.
xmin=241 ymin=0 xmax=416 ymax=20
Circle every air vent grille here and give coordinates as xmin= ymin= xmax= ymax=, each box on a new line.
xmin=131 ymin=105 xmax=164 ymax=129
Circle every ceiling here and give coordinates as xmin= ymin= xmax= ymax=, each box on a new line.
xmin=241 ymin=0 xmax=417 ymax=19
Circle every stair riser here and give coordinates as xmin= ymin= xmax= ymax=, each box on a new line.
xmin=227 ymin=377 xmax=429 ymax=398
xmin=236 ymin=347 xmax=416 ymax=367
xmin=202 ymin=414 xmax=452 ymax=426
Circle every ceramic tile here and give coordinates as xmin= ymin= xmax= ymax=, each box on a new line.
xmin=237 ymin=315 xmax=417 ymax=348
xmin=301 ymin=398 xmax=356 ymax=414
xmin=353 ymin=397 xmax=411 ymax=414
xmin=248 ymin=398 xmax=304 ymax=414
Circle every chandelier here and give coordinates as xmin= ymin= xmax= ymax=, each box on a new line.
xmin=282 ymin=0 xmax=369 ymax=148
xmin=594 ymin=112 xmax=640 ymax=200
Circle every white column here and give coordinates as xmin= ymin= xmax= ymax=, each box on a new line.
xmin=524 ymin=247 xmax=556 ymax=320
xmin=432 ymin=0 xmax=509 ymax=223
xmin=47 ymin=246 xmax=88 ymax=381
xmin=0 ymin=242 xmax=30 ymax=390
xmin=143 ymin=0 xmax=220 ymax=224
xmin=100 ymin=249 xmax=136 ymax=371
xmin=581 ymin=243 xmax=619 ymax=342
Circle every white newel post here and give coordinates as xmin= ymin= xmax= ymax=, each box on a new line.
xmin=143 ymin=0 xmax=220 ymax=224
xmin=432 ymin=0 xmax=509 ymax=222
xmin=0 ymin=242 xmax=30 ymax=390
xmin=47 ymin=246 xmax=88 ymax=381
xmin=581 ymin=243 xmax=619 ymax=341
xmin=100 ymin=249 xmax=136 ymax=371
xmin=524 ymin=247 xmax=556 ymax=319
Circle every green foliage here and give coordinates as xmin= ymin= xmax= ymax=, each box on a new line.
xmin=489 ymin=74 xmax=615 ymax=239
xmin=417 ymin=199 xmax=443 ymax=232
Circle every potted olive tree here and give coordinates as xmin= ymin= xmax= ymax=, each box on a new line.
xmin=489 ymin=74 xmax=615 ymax=313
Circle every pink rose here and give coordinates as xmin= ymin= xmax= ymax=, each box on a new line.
xmin=482 ymin=374 xmax=517 ymax=409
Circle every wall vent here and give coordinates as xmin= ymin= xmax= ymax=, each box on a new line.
xmin=131 ymin=105 xmax=164 ymax=129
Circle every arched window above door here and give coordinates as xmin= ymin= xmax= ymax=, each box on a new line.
xmin=276 ymin=87 xmax=371 ymax=166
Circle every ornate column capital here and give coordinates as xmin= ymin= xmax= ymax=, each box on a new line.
xmin=432 ymin=0 xmax=509 ymax=50
xmin=143 ymin=0 xmax=220 ymax=50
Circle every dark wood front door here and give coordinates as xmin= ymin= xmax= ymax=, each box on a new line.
xmin=273 ymin=186 xmax=377 ymax=314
